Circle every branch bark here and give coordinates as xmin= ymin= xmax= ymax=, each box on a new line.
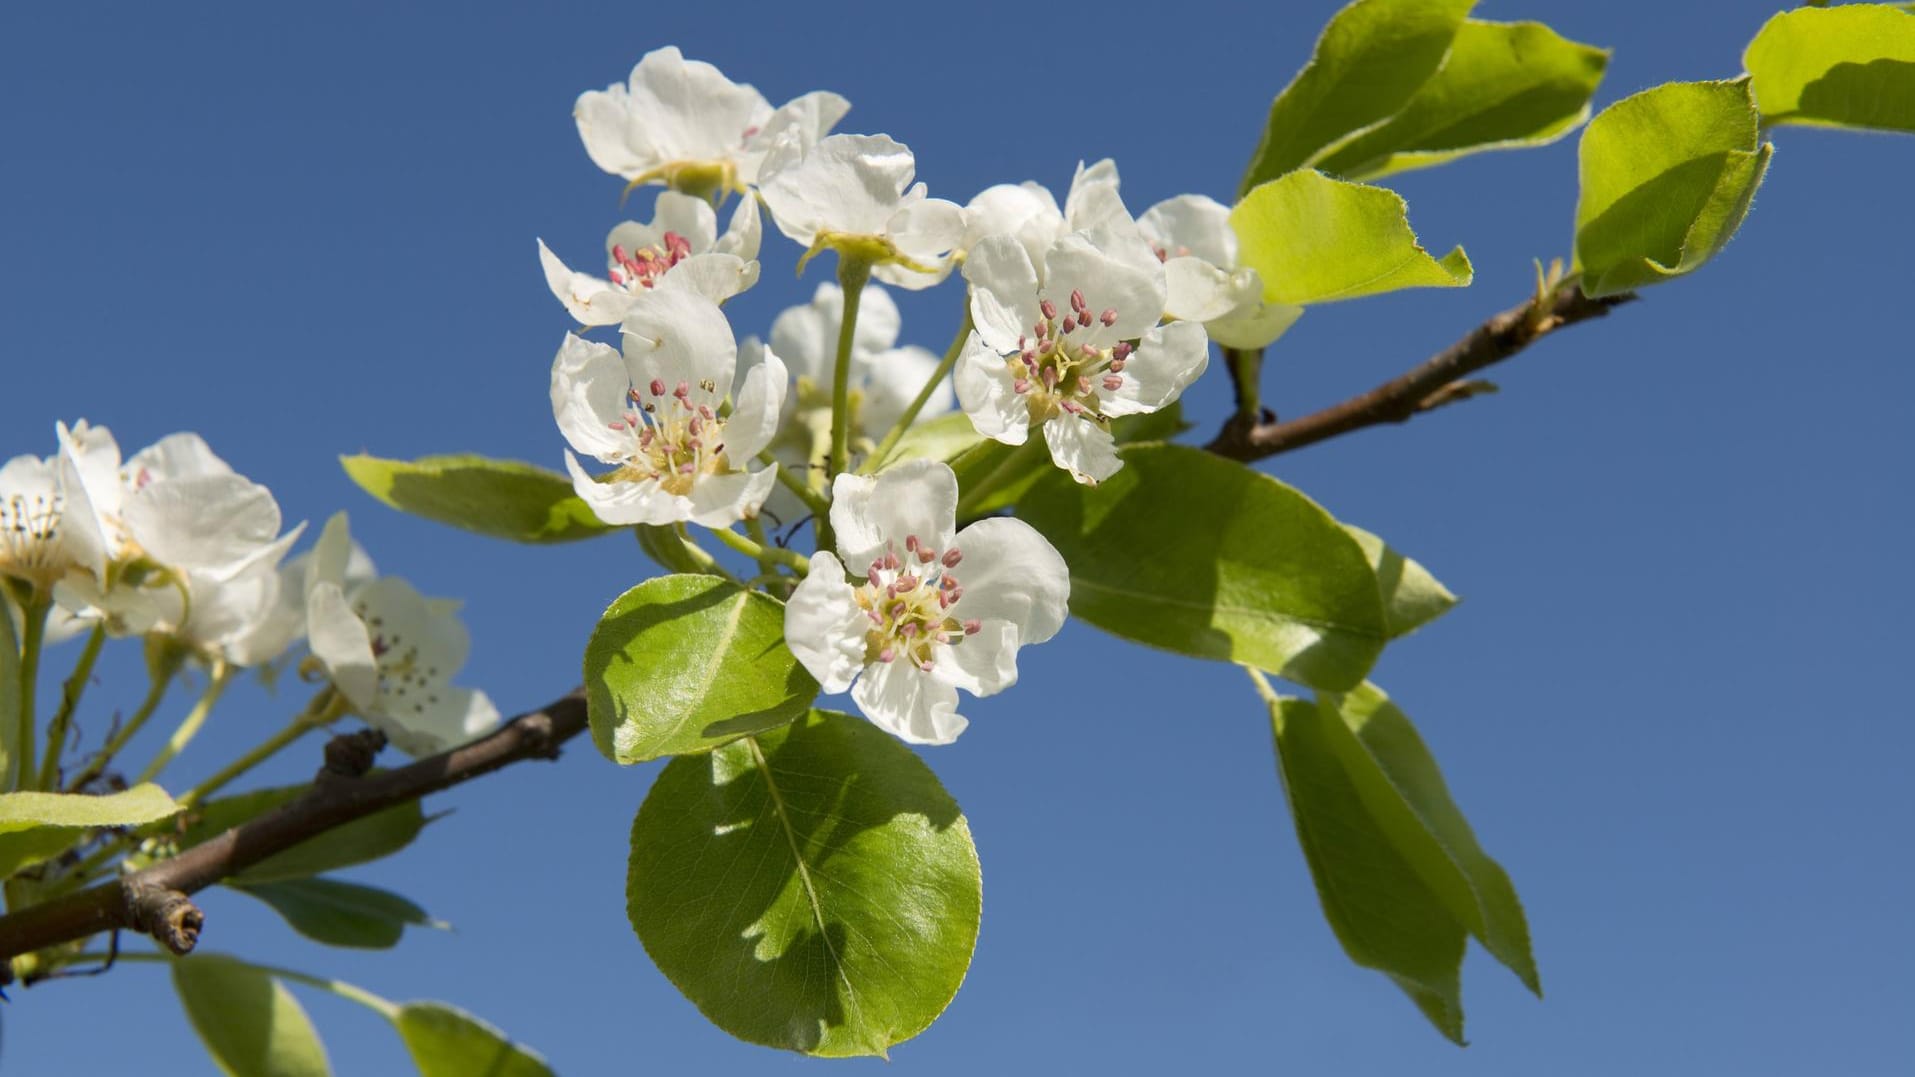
xmin=0 ymin=689 xmax=585 ymax=966
xmin=1206 ymin=284 xmax=1634 ymax=461
xmin=0 ymin=283 xmax=1635 ymax=973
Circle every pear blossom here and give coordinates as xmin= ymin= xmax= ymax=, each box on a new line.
xmin=758 ymin=134 xmax=965 ymax=289
xmin=574 ymin=46 xmax=848 ymax=198
xmin=956 ymin=224 xmax=1210 ymax=483
xmin=539 ymin=190 xmax=762 ymax=325
xmin=1138 ymin=194 xmax=1303 ymax=349
xmin=959 ymin=158 xmax=1127 ymax=267
xmin=784 ymin=460 xmax=1068 ymax=745
xmin=554 ymin=288 xmax=786 ymax=527
xmin=302 ymin=513 xmax=500 ymax=757
xmin=0 ymin=423 xmax=109 ymax=592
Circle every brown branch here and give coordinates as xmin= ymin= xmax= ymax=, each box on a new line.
xmin=0 ymin=689 xmax=586 ymax=966
xmin=1206 ymin=284 xmax=1635 ymax=461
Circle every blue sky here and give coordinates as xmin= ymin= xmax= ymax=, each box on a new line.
xmin=3 ymin=1 xmax=1912 ymax=1073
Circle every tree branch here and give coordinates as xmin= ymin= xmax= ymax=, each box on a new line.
xmin=0 ymin=689 xmax=586 ymax=967
xmin=1206 ymin=284 xmax=1635 ymax=461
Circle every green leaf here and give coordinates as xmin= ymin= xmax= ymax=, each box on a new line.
xmin=1574 ymin=79 xmax=1773 ymax=298
xmin=392 ymin=1002 xmax=555 ymax=1077
xmin=172 ymin=955 xmax=331 ymax=1077
xmin=149 ymin=783 xmax=427 ymax=884
xmin=340 ymin=453 xmax=614 ymax=544
xmin=950 ymin=404 xmax=1188 ymax=518
xmin=1315 ymin=20 xmax=1609 ymax=181
xmin=1233 ymin=171 xmax=1473 ymax=307
xmin=888 ymin=411 xmax=986 ymax=467
xmin=1241 ymin=0 xmax=1476 ymax=193
xmin=628 ymin=710 xmax=980 ymax=1058
xmin=1344 ymin=525 xmax=1458 ymax=638
xmin=234 ymin=877 xmax=444 ymax=950
xmin=1018 ymin=444 xmax=1388 ymax=690
xmin=1746 ymin=5 xmax=1915 ymax=132
xmin=584 ymin=574 xmax=817 ymax=764
xmin=1268 ymin=694 xmax=1466 ymax=1042
xmin=0 ymin=784 xmax=181 ymax=879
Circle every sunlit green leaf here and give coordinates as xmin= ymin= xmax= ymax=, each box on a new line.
xmin=1344 ymin=525 xmax=1458 ymax=638
xmin=584 ymin=574 xmax=817 ymax=764
xmin=1316 ymin=20 xmax=1609 ymax=180
xmin=628 ymin=710 xmax=980 ymax=1058
xmin=234 ymin=877 xmax=444 ymax=950
xmin=172 ymin=955 xmax=331 ymax=1077
xmin=0 ymin=784 xmax=180 ymax=879
xmin=1241 ymin=0 xmax=1476 ymax=193
xmin=393 ymin=1002 xmax=554 ymax=1077
xmin=950 ymin=404 xmax=1187 ymax=518
xmin=1234 ymin=171 xmax=1472 ymax=306
xmin=341 ymin=453 xmax=614 ymax=544
xmin=1574 ymin=80 xmax=1773 ymax=298
xmin=1746 ymin=4 xmax=1915 ymax=132
xmin=1018 ymin=444 xmax=1388 ymax=690
xmin=888 ymin=411 xmax=986 ymax=468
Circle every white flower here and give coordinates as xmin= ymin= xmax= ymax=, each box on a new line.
xmin=0 ymin=423 xmax=109 ymax=592
xmin=956 ymin=224 xmax=1210 ymax=484
xmin=554 ymin=288 xmax=786 ymax=527
xmin=574 ymin=46 xmax=848 ymax=198
xmin=302 ymin=513 xmax=500 ymax=757
xmin=784 ymin=460 xmax=1068 ymax=745
xmin=959 ymin=158 xmax=1127 ymax=267
xmin=539 ymin=190 xmax=761 ymax=325
xmin=758 ymin=134 xmax=966 ymax=289
xmin=1138 ymin=194 xmax=1302 ymax=350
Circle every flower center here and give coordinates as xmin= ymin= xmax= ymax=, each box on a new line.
xmin=852 ymin=535 xmax=981 ymax=671
xmin=1003 ymin=289 xmax=1132 ymax=425
xmin=357 ymin=600 xmax=446 ymax=718
xmin=0 ymin=490 xmax=67 ymax=581
xmin=606 ymin=378 xmax=731 ymax=496
xmin=607 ymin=232 xmax=694 ymax=292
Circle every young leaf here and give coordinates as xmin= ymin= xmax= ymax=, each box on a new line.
xmin=584 ymin=574 xmax=817 ymax=764
xmin=1574 ymin=80 xmax=1773 ymax=298
xmin=144 ymin=782 xmax=427 ymax=884
xmin=234 ymin=877 xmax=444 ymax=950
xmin=0 ymin=784 xmax=181 ymax=879
xmin=171 ymin=955 xmax=331 ymax=1077
xmin=1343 ymin=524 xmax=1458 ymax=638
xmin=1745 ymin=4 xmax=1915 ymax=132
xmin=1268 ymin=695 xmax=1467 ymax=1043
xmin=888 ymin=411 xmax=986 ymax=468
xmin=1017 ymin=444 xmax=1389 ymax=691
xmin=392 ymin=1002 xmax=555 ymax=1077
xmin=1241 ymin=0 xmax=1476 ymax=193
xmin=628 ymin=710 xmax=980 ymax=1058
xmin=1233 ymin=171 xmax=1473 ymax=306
xmin=1314 ymin=20 xmax=1610 ymax=181
xmin=950 ymin=405 xmax=1186 ymax=517
xmin=340 ymin=453 xmax=614 ymax=544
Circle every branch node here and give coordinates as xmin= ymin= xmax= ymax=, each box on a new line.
xmin=125 ymin=882 xmax=202 ymax=955
xmin=320 ymin=727 xmax=388 ymax=781
xmin=520 ymin=712 xmax=565 ymax=760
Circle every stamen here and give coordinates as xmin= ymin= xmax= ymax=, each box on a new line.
xmin=942 ymin=548 xmax=962 ymax=567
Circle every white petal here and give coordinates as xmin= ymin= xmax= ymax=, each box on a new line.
xmin=861 ymin=345 xmax=952 ymax=434
xmin=759 ymin=133 xmax=917 ymax=244
xmin=623 ymin=46 xmax=771 ymax=166
xmin=828 ymin=459 xmax=959 ymax=570
xmin=715 ymin=191 xmax=762 ymax=261
xmin=1206 ymin=298 xmax=1305 ymax=350
xmin=565 ymin=451 xmax=683 ymax=526
xmin=954 ymin=334 xmax=1031 ymax=445
xmin=851 ymin=657 xmax=968 ymax=745
xmin=1042 ymin=414 xmax=1123 ymax=484
xmin=648 ymin=190 xmax=720 ymax=250
xmin=933 ymin=621 xmax=1020 ymax=697
xmin=685 ymin=467 xmax=779 ymax=528
xmin=783 ymin=551 xmax=868 ymax=694
xmin=1101 ymin=320 xmax=1210 ymax=418
xmin=947 ymin=516 xmax=1071 ymax=645
xmin=1162 ymin=256 xmax=1246 ymax=323
xmin=550 ymin=333 xmax=631 ymax=460
xmin=1138 ymin=194 xmax=1237 ymax=266
xmin=1042 ymin=227 xmax=1165 ymax=343
xmin=962 ymin=181 xmax=1063 ymax=256
xmin=125 ymin=432 xmax=231 ymax=486
xmin=1064 ymin=158 xmax=1127 ymax=232
xmin=963 ymin=236 xmax=1043 ymax=354
xmin=367 ymin=686 xmax=500 ymax=758
xmin=354 ymin=576 xmax=471 ymax=677
xmin=51 ymin=440 xmax=109 ymax=581
xmin=726 ymin=352 xmax=788 ymax=462
xmin=574 ymin=83 xmax=656 ymax=179
xmin=539 ymin=239 xmax=633 ymax=327
xmin=307 ymin=581 xmax=378 ymax=709
xmin=619 ymin=287 xmax=738 ymax=404
xmin=771 ymin=282 xmax=901 ymax=383
xmin=740 ymin=90 xmax=852 ymax=184
xmin=882 ymin=197 xmax=965 ymax=277
xmin=657 ymin=252 xmax=757 ymax=303
xmin=124 ymin=474 xmax=282 ymax=579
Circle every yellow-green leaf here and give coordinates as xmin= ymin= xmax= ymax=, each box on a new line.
xmin=1745 ymin=4 xmax=1915 ymax=132
xmin=1233 ymin=171 xmax=1472 ymax=307
xmin=0 ymin=784 xmax=181 ymax=879
xmin=172 ymin=955 xmax=331 ymax=1077
xmin=341 ymin=453 xmax=614 ymax=544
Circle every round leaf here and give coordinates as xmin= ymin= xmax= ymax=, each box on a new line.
xmin=584 ymin=574 xmax=818 ymax=764
xmin=627 ymin=710 xmax=981 ymax=1057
